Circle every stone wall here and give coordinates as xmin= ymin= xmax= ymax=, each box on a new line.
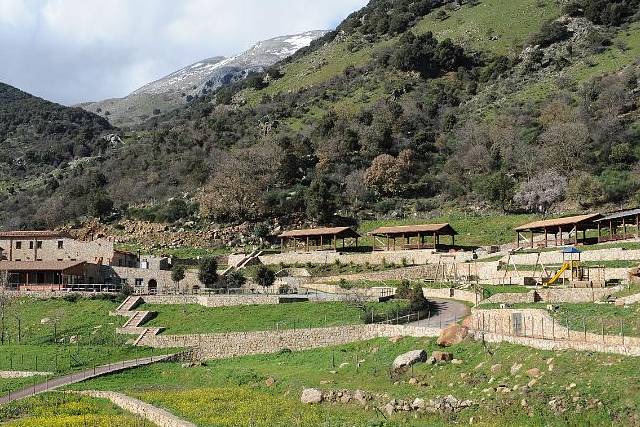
xmin=141 ymin=294 xmax=280 ymax=307
xmin=140 ymin=324 xmax=441 ymax=359
xmin=503 ymin=247 xmax=640 ymax=265
xmin=483 ymin=286 xmax=622 ymax=304
xmin=468 ymin=308 xmax=640 ymax=351
xmin=79 ymin=391 xmax=196 ymax=427
xmin=257 ymin=249 xmax=473 ymax=266
xmin=112 ymin=267 xmax=201 ymax=294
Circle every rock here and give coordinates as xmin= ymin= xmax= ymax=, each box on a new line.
xmin=451 ymin=359 xmax=463 ymax=365
xmin=353 ymin=390 xmax=368 ymax=405
xmin=510 ymin=363 xmax=522 ymax=375
xmin=521 ymin=398 xmax=528 ymax=407
xmin=526 ymin=368 xmax=541 ymax=378
xmin=301 ymin=388 xmax=323 ymax=404
xmin=339 ymin=392 xmax=352 ymax=403
xmin=430 ymin=395 xmax=473 ymax=413
xmin=412 ymin=397 xmax=427 ymax=410
xmin=384 ymin=402 xmax=396 ymax=416
xmin=265 ymin=377 xmax=275 ymax=387
xmin=409 ymin=377 xmax=418 ymax=385
xmin=392 ymin=350 xmax=427 ymax=372
xmin=389 ymin=336 xmax=403 ymax=343
xmin=528 ymin=379 xmax=538 ymax=387
xmin=490 ymin=364 xmax=502 ymax=373
xmin=432 ymin=351 xmax=454 ymax=363
xmin=40 ymin=317 xmax=50 ymax=325
xmin=437 ymin=324 xmax=469 ymax=347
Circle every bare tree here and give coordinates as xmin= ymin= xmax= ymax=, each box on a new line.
xmin=514 ymin=171 xmax=567 ymax=215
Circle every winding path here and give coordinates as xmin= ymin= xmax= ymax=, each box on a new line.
xmin=408 ymin=298 xmax=470 ymax=328
xmin=0 ymin=354 xmax=175 ymax=406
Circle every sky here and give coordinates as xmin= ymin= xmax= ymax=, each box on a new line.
xmin=0 ymin=0 xmax=367 ymax=105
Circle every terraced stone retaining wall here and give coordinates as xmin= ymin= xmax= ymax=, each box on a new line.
xmin=139 ymin=324 xmax=441 ymax=359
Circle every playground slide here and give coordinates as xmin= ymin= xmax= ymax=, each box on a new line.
xmin=546 ymin=262 xmax=571 ymax=285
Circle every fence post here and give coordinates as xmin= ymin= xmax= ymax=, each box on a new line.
xmin=583 ymin=317 xmax=587 ymax=342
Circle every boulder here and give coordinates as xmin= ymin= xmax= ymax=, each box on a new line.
xmin=301 ymin=388 xmax=323 ymax=404
xmin=265 ymin=377 xmax=275 ymax=387
xmin=527 ymin=368 xmax=541 ymax=378
xmin=490 ymin=364 xmax=502 ymax=373
xmin=353 ymin=390 xmax=368 ymax=405
xmin=432 ymin=351 xmax=454 ymax=363
xmin=412 ymin=398 xmax=427 ymax=410
xmin=392 ymin=350 xmax=428 ymax=372
xmin=437 ymin=324 xmax=469 ymax=347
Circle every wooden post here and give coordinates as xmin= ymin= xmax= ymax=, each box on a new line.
xmin=637 ymin=214 xmax=639 ymax=238
xmin=306 ymin=236 xmax=309 ymax=252
xmin=623 ymin=217 xmax=627 ymax=239
xmin=544 ymin=228 xmax=548 ymax=247
xmin=333 ymin=235 xmax=337 ymax=250
xmin=320 ymin=235 xmax=323 ymax=249
xmin=418 ymin=233 xmax=422 ymax=249
xmin=598 ymin=222 xmax=601 ymax=243
xmin=610 ymin=220 xmax=613 ymax=239
xmin=558 ymin=226 xmax=562 ymax=246
xmin=280 ymin=238 xmax=284 ymax=253
xmin=517 ymin=232 xmax=520 ymax=248
xmin=452 ymin=234 xmax=455 ymax=248
xmin=530 ymin=231 xmax=534 ymax=249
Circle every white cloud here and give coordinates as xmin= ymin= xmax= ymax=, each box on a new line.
xmin=0 ymin=0 xmax=367 ymax=105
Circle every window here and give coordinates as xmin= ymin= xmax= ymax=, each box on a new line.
xmin=15 ymin=241 xmax=21 ymax=249
xmin=57 ymin=240 xmax=64 ymax=249
xmin=29 ymin=241 xmax=33 ymax=249
xmin=14 ymin=258 xmax=21 ymax=261
xmin=36 ymin=241 xmax=42 ymax=249
xmin=134 ymin=278 xmax=144 ymax=288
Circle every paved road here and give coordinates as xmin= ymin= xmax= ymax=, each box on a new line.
xmin=408 ymin=298 xmax=471 ymax=329
xmin=0 ymin=354 xmax=174 ymax=406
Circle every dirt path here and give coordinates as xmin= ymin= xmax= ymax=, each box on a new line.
xmin=0 ymin=354 xmax=175 ymax=406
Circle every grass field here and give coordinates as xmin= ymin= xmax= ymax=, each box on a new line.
xmin=67 ymin=336 xmax=640 ymax=426
xmin=142 ymin=300 xmax=411 ymax=334
xmin=415 ymin=0 xmax=561 ymax=55
xmin=0 ymin=393 xmax=154 ymax=426
xmin=2 ymin=297 xmax=124 ymax=346
xmin=356 ymin=212 xmax=535 ymax=248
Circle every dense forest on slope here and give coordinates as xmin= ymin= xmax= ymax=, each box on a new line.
xmin=1 ymin=0 xmax=640 ymax=230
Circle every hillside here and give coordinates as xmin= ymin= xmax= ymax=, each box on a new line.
xmin=79 ymin=31 xmax=328 ymax=127
xmin=1 ymin=0 xmax=640 ymax=231
xmin=0 ymin=82 xmax=114 ymax=229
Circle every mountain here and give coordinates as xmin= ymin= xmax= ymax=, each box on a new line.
xmin=79 ymin=30 xmax=328 ymax=127
xmin=2 ymin=0 xmax=640 ymax=231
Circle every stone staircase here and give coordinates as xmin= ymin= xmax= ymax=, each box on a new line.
xmin=222 ymin=249 xmax=263 ymax=275
xmin=111 ymin=295 xmax=161 ymax=345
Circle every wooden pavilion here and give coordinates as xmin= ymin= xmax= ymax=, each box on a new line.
xmin=278 ymin=227 xmax=361 ymax=252
xmin=368 ymin=223 xmax=457 ymax=251
xmin=594 ymin=208 xmax=640 ymax=242
xmin=514 ymin=213 xmax=601 ymax=248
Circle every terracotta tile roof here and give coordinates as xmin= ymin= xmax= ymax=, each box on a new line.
xmin=278 ymin=227 xmax=361 ymax=238
xmin=0 ymin=261 xmax=85 ymax=272
xmin=0 ymin=230 xmax=70 ymax=239
xmin=369 ymin=223 xmax=457 ymax=236
xmin=514 ymin=214 xmax=601 ymax=232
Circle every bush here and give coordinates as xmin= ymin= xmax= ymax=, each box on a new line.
xmin=198 ymin=258 xmax=219 ymax=288
xmin=62 ymin=293 xmax=81 ymax=303
xmin=528 ymin=20 xmax=571 ymax=47
xmin=395 ymin=280 xmax=412 ymax=299
xmin=223 ymin=270 xmax=247 ymax=289
xmin=409 ymin=283 xmax=429 ymax=312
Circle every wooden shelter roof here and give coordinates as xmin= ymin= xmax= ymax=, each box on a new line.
xmin=595 ymin=208 xmax=640 ymax=223
xmin=514 ymin=214 xmax=601 ymax=232
xmin=278 ymin=227 xmax=361 ymax=239
xmin=369 ymin=223 xmax=457 ymax=237
xmin=0 ymin=261 xmax=85 ymax=272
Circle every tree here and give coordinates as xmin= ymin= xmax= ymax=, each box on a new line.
xmin=90 ymin=191 xmax=114 ymax=219
xmin=395 ymin=280 xmax=412 ymax=299
xmin=223 ymin=270 xmax=247 ymax=289
xmin=482 ymin=172 xmax=516 ymax=212
xmin=171 ymin=265 xmax=186 ymax=292
xmin=409 ymin=283 xmax=429 ymax=312
xmin=567 ymin=173 xmax=604 ymax=208
xmin=255 ymin=266 xmax=275 ymax=293
xmin=198 ymin=258 xmax=219 ymax=289
xmin=514 ymin=171 xmax=568 ymax=214
xmin=305 ymin=175 xmax=336 ymax=224
xmin=364 ymin=150 xmax=414 ymax=196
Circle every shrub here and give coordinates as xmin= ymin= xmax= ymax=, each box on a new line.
xmin=395 ymin=280 xmax=412 ymax=299
xmin=223 ymin=270 xmax=247 ymax=289
xmin=528 ymin=20 xmax=571 ymax=47
xmin=62 ymin=293 xmax=81 ymax=303
xmin=409 ymin=283 xmax=429 ymax=311
xmin=198 ymin=258 xmax=219 ymax=288
xmin=255 ymin=265 xmax=276 ymax=290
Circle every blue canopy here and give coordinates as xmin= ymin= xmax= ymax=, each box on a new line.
xmin=561 ymin=246 xmax=582 ymax=254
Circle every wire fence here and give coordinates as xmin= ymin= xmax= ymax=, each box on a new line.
xmin=473 ymin=311 xmax=640 ymax=347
